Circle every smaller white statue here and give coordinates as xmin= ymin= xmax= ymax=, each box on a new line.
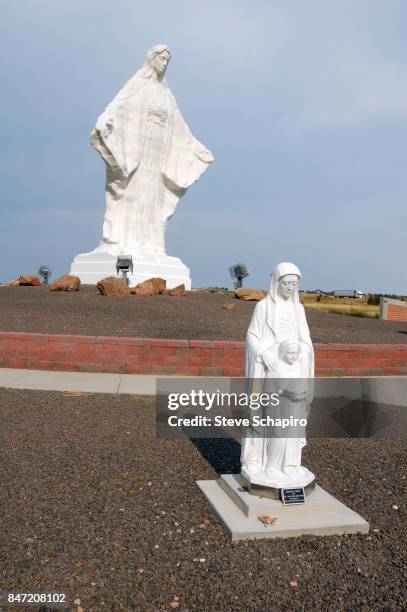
xmin=241 ymin=262 xmax=315 ymax=489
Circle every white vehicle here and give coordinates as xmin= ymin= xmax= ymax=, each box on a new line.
xmin=333 ymin=289 xmax=365 ymax=299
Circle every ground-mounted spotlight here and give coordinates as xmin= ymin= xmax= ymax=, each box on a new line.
xmin=229 ymin=263 xmax=249 ymax=290
xmin=38 ymin=265 xmax=51 ymax=285
xmin=116 ymin=255 xmax=133 ymax=286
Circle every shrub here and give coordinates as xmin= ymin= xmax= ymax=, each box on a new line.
xmin=367 ymin=294 xmax=381 ymax=306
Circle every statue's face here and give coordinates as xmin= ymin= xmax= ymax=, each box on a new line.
xmin=284 ymin=345 xmax=300 ymax=365
xmin=150 ymin=51 xmax=170 ymax=76
xmin=277 ymin=274 xmax=299 ymax=300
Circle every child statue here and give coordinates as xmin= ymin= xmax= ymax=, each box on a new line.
xmin=262 ymin=339 xmax=314 ymax=486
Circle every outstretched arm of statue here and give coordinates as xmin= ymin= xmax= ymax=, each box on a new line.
xmin=91 ymin=102 xmax=141 ymax=180
xmin=90 ymin=121 xmax=121 ymax=172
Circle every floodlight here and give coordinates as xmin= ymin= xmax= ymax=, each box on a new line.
xmin=229 ymin=263 xmax=249 ymax=289
xmin=38 ymin=265 xmax=51 ymax=285
xmin=116 ymin=255 xmax=133 ymax=286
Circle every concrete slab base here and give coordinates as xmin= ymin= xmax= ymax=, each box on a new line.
xmin=197 ymin=474 xmax=369 ymax=541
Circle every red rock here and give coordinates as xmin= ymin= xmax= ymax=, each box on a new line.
xmin=131 ymin=277 xmax=166 ymax=296
xmin=223 ymin=303 xmax=236 ymax=311
xmin=241 ymin=290 xmax=267 ymax=301
xmin=234 ymin=287 xmax=252 ymax=299
xmin=234 ymin=287 xmax=266 ymax=301
xmin=97 ymin=276 xmax=130 ymax=296
xmin=50 ymin=274 xmax=81 ymax=292
xmin=131 ymin=281 xmax=156 ymax=296
xmin=169 ymin=284 xmax=186 ymax=297
xmin=18 ymin=275 xmax=41 ymax=286
xmin=148 ymin=277 xmax=166 ymax=293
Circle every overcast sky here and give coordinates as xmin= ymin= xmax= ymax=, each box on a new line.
xmin=1 ymin=0 xmax=406 ymax=292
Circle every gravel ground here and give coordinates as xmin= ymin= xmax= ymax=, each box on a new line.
xmin=0 ymin=389 xmax=405 ymax=611
xmin=0 ymin=286 xmax=406 ymax=343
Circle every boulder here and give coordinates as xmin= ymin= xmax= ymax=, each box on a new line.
xmin=97 ymin=276 xmax=130 ymax=296
xmin=131 ymin=277 xmax=166 ymax=296
xmin=18 ymin=275 xmax=41 ymax=286
xmin=131 ymin=281 xmax=156 ymax=296
xmin=50 ymin=274 xmax=81 ymax=292
xmin=234 ymin=287 xmax=267 ymax=301
xmin=223 ymin=303 xmax=236 ymax=311
xmin=240 ymin=290 xmax=267 ymax=301
xmin=148 ymin=277 xmax=166 ymax=294
xmin=234 ymin=287 xmax=252 ymax=299
xmin=169 ymin=284 xmax=186 ymax=297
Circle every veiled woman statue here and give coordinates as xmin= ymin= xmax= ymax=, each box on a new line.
xmin=241 ymin=262 xmax=315 ymax=489
xmin=89 ymin=44 xmax=214 ymax=259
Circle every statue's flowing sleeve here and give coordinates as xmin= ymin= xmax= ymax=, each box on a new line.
xmin=163 ymin=98 xmax=214 ymax=194
xmin=89 ymin=79 xmax=146 ymax=187
xmin=246 ymin=300 xmax=268 ymax=381
xmin=241 ymin=299 xmax=268 ymax=463
xmin=297 ymin=303 xmax=315 ymax=403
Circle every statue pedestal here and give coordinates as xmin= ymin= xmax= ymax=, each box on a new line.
xmin=70 ymin=251 xmax=191 ymax=289
xmin=197 ymin=474 xmax=369 ymax=541
xmin=240 ymin=472 xmax=316 ymax=500
xmin=240 ymin=464 xmax=315 ymax=497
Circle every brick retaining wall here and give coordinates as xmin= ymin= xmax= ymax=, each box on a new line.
xmin=380 ymin=297 xmax=407 ymax=322
xmin=387 ymin=304 xmax=407 ymax=322
xmin=0 ymin=332 xmax=406 ymax=376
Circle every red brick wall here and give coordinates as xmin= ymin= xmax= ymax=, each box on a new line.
xmin=0 ymin=332 xmax=406 ymax=376
xmin=387 ymin=304 xmax=407 ymax=322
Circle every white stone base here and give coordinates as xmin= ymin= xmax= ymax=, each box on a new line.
xmin=70 ymin=251 xmax=191 ymax=289
xmin=241 ymin=465 xmax=315 ymax=490
xmin=197 ymin=474 xmax=369 ymax=541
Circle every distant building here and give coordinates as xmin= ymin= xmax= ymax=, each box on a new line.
xmin=333 ymin=289 xmax=365 ymax=299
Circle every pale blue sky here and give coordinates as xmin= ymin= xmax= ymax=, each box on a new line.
xmin=1 ymin=0 xmax=406 ymax=292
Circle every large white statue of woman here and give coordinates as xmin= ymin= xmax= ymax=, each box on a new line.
xmin=241 ymin=262 xmax=315 ymax=490
xmin=71 ymin=45 xmax=214 ymax=288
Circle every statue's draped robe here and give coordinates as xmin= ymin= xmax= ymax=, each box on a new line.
xmin=264 ymin=358 xmax=309 ymax=474
xmin=241 ymin=263 xmax=314 ymax=474
xmin=90 ymin=74 xmax=213 ymax=256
